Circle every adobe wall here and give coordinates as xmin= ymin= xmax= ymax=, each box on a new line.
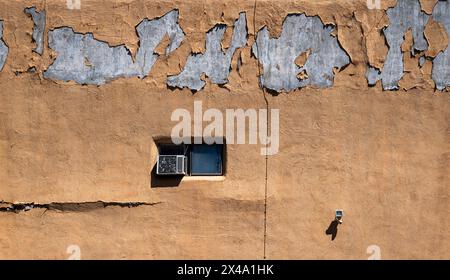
xmin=0 ymin=0 xmax=449 ymax=259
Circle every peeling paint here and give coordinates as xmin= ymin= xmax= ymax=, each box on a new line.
xmin=366 ymin=66 xmax=382 ymax=86
xmin=252 ymin=14 xmax=350 ymax=92
xmin=44 ymin=9 xmax=184 ymax=85
xmin=431 ymin=0 xmax=450 ymax=90
xmin=167 ymin=12 xmax=247 ymax=91
xmin=368 ymin=0 xmax=429 ymax=90
xmin=24 ymin=7 xmax=46 ymax=55
xmin=1 ymin=0 xmax=449 ymax=261
xmin=0 ymin=21 xmax=7 ymax=71
xmin=419 ymin=55 xmax=426 ymax=67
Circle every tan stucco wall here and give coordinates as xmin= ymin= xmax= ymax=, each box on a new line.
xmin=0 ymin=0 xmax=449 ymax=259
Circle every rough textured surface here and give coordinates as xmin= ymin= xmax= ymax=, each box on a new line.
xmin=0 ymin=0 xmax=449 ymax=260
xmin=167 ymin=13 xmax=247 ymax=91
xmin=373 ymin=0 xmax=429 ymax=90
xmin=432 ymin=0 xmax=450 ymax=90
xmin=252 ymin=14 xmax=350 ymax=92
xmin=44 ymin=10 xmax=184 ymax=85
xmin=24 ymin=7 xmax=45 ymax=55
xmin=367 ymin=0 xmax=450 ymax=91
xmin=0 ymin=21 xmax=7 ymax=71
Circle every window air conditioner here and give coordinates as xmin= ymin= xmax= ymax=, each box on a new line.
xmin=156 ymin=155 xmax=187 ymax=175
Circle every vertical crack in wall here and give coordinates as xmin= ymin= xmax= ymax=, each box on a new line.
xmin=43 ymin=9 xmax=184 ymax=85
xmin=431 ymin=0 xmax=450 ymax=91
xmin=24 ymin=7 xmax=46 ymax=55
xmin=252 ymin=14 xmax=350 ymax=93
xmin=0 ymin=20 xmax=8 ymax=71
xmin=366 ymin=0 xmax=429 ymax=90
xmin=252 ymin=0 xmax=269 ymax=260
xmin=166 ymin=12 xmax=247 ymax=92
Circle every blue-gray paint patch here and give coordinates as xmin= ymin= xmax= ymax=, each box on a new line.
xmin=366 ymin=66 xmax=382 ymax=86
xmin=252 ymin=14 xmax=350 ymax=92
xmin=25 ymin=7 xmax=46 ymax=55
xmin=44 ymin=10 xmax=184 ymax=85
xmin=431 ymin=0 xmax=450 ymax=91
xmin=0 ymin=21 xmax=7 ymax=71
xmin=380 ymin=0 xmax=429 ymax=90
xmin=365 ymin=0 xmax=430 ymax=90
xmin=167 ymin=12 xmax=247 ymax=91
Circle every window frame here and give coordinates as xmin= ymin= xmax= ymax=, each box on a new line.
xmin=155 ymin=142 xmax=225 ymax=177
xmin=189 ymin=144 xmax=223 ymax=176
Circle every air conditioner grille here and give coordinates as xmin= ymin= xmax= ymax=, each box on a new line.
xmin=176 ymin=156 xmax=184 ymax=173
xmin=157 ymin=155 xmax=186 ymax=175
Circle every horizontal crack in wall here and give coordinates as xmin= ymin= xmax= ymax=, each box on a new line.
xmin=0 ymin=201 xmax=162 ymax=213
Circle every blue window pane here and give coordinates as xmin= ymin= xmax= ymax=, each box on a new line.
xmin=190 ymin=145 xmax=223 ymax=175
